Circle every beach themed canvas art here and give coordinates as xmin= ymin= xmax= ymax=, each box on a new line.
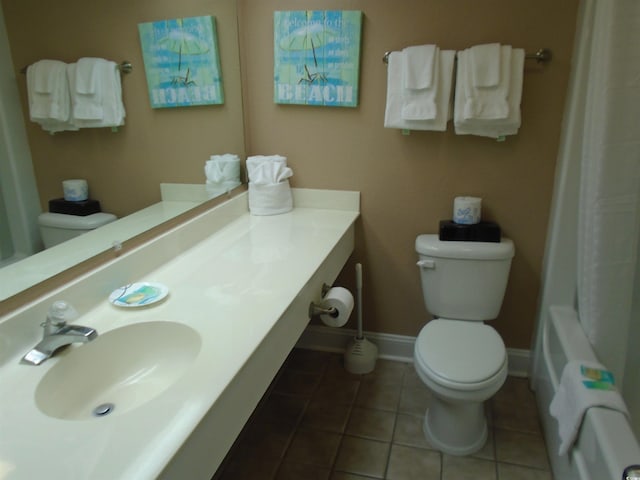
xmin=274 ymin=10 xmax=363 ymax=107
xmin=138 ymin=15 xmax=223 ymax=108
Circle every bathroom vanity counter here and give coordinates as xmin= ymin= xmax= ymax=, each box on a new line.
xmin=0 ymin=189 xmax=359 ymax=479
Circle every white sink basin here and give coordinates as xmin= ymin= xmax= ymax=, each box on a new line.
xmin=35 ymin=321 xmax=201 ymax=420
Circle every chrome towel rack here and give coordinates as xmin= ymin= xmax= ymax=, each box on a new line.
xmin=382 ymin=47 xmax=552 ymax=65
xmin=20 ymin=60 xmax=133 ymax=74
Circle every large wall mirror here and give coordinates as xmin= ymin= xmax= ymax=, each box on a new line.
xmin=0 ymin=0 xmax=245 ymax=303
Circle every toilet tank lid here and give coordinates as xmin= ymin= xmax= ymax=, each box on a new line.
xmin=415 ymin=234 xmax=514 ymax=260
xmin=38 ymin=212 xmax=117 ymax=230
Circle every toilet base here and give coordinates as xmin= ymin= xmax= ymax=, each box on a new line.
xmin=423 ymin=396 xmax=488 ymax=456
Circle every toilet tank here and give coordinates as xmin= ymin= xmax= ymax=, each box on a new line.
xmin=38 ymin=212 xmax=117 ymax=248
xmin=415 ymin=234 xmax=515 ymax=321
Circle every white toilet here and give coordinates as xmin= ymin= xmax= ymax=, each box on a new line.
xmin=413 ymin=234 xmax=515 ymax=456
xmin=38 ymin=212 xmax=117 ymax=248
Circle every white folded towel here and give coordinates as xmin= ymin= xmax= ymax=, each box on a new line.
xmin=402 ymin=44 xmax=437 ymax=90
xmin=205 ymin=154 xmax=241 ymax=198
xmin=67 ymin=60 xmax=125 ymax=128
xmin=463 ymin=45 xmax=511 ymax=120
xmin=26 ymin=60 xmax=70 ymax=122
xmin=470 ymin=43 xmax=501 ymax=88
xmin=384 ymin=50 xmax=455 ymax=131
xmin=454 ymin=47 xmax=524 ymax=138
xmin=72 ymin=58 xmax=104 ymax=120
xmin=246 ymin=155 xmax=293 ymax=185
xmin=248 ymin=181 xmax=293 ymax=216
xmin=549 ymin=361 xmax=629 ymax=456
xmin=401 ymin=45 xmax=439 ymax=120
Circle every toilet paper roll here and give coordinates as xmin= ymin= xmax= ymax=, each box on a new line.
xmin=453 ymin=196 xmax=482 ymax=224
xmin=320 ymin=287 xmax=354 ymax=328
xmin=63 ymin=179 xmax=89 ymax=201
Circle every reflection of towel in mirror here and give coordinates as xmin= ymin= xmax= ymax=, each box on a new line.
xmin=26 ymin=60 xmax=77 ymax=133
xmin=67 ymin=59 xmax=126 ymax=128
xmin=204 ymin=154 xmax=241 ymax=198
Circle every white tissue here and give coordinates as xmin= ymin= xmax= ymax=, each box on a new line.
xmin=319 ymin=287 xmax=354 ymax=328
xmin=453 ymin=196 xmax=482 ymax=224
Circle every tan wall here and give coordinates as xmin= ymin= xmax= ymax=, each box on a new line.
xmin=2 ymin=0 xmax=245 ymax=218
xmin=239 ymin=0 xmax=580 ymax=348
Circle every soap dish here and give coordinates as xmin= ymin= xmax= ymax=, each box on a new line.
xmin=109 ymin=282 xmax=169 ymax=307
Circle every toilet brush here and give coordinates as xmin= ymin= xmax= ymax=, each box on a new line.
xmin=344 ymin=263 xmax=378 ymax=374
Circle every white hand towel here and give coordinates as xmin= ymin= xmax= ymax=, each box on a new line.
xmin=401 ymin=46 xmax=439 ymax=120
xmin=454 ymin=48 xmax=524 ymax=138
xmin=402 ymin=44 xmax=437 ymax=90
xmin=68 ymin=60 xmax=126 ymax=128
xmin=72 ymin=58 xmax=103 ymax=120
xmin=205 ymin=154 xmax=241 ymax=183
xmin=26 ymin=60 xmax=70 ymax=122
xmin=470 ymin=43 xmax=501 ymax=88
xmin=463 ymin=45 xmax=511 ymax=120
xmin=384 ymin=50 xmax=455 ymax=131
xmin=549 ymin=361 xmax=629 ymax=456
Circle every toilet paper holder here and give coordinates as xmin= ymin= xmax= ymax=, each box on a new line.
xmin=308 ymin=283 xmax=339 ymax=318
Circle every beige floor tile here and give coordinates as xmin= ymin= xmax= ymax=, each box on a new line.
xmin=442 ymin=454 xmax=497 ymax=480
xmin=314 ymin=376 xmax=361 ymax=406
xmin=301 ymin=399 xmax=352 ymax=433
xmin=398 ymin=385 xmax=432 ymax=416
xmin=329 ymin=472 xmax=372 ymax=480
xmin=494 ymin=377 xmax=538 ymax=409
xmin=345 ymin=407 xmax=396 ymax=441
xmin=254 ymin=392 xmax=309 ymax=427
xmin=402 ymin=364 xmax=424 ymax=388
xmin=393 ymin=413 xmax=432 ymax=449
xmin=497 ymin=463 xmax=554 ymax=480
xmin=234 ymin=421 xmax=295 ymax=461
xmin=334 ymin=435 xmax=390 ymax=478
xmin=219 ymin=455 xmax=280 ymax=480
xmin=495 ymin=429 xmax=551 ymax=470
xmin=285 ymin=348 xmax=331 ymax=374
xmin=355 ymin=381 xmax=401 ymax=411
xmin=284 ymin=429 xmax=342 ymax=468
xmin=274 ymin=369 xmax=323 ymax=396
xmin=361 ymin=359 xmax=407 ymax=385
xmin=276 ymin=461 xmax=331 ymax=480
xmin=491 ymin=397 xmax=542 ymax=434
xmin=386 ymin=444 xmax=441 ymax=480
xmin=473 ymin=427 xmax=496 ymax=461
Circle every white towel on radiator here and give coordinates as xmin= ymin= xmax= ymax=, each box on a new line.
xmin=549 ymin=360 xmax=629 ymax=456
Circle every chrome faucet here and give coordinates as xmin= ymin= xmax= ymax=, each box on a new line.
xmin=21 ymin=301 xmax=98 ymax=366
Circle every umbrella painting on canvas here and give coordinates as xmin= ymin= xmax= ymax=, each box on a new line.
xmin=274 ymin=10 xmax=362 ymax=107
xmin=138 ymin=15 xmax=224 ymax=108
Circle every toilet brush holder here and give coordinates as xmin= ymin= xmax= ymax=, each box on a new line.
xmin=344 ymin=263 xmax=378 ymax=374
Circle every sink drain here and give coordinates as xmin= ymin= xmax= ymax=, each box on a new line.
xmin=93 ymin=403 xmax=115 ymax=417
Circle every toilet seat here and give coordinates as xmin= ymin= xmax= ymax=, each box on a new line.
xmin=415 ymin=319 xmax=506 ymax=390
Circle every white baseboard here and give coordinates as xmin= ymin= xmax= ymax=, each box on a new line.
xmin=296 ymin=325 xmax=530 ymax=377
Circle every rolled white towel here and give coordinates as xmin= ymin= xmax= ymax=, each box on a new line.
xmin=248 ymin=181 xmax=293 ymax=216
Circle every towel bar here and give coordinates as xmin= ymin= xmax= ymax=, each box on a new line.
xmin=383 ymin=47 xmax=552 ymax=65
xmin=20 ymin=60 xmax=133 ymax=74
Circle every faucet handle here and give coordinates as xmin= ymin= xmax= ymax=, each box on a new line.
xmin=42 ymin=301 xmax=78 ymax=334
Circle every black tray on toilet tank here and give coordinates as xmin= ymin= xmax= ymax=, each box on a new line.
xmin=438 ymin=220 xmax=501 ymax=242
xmin=48 ymin=198 xmax=102 ymax=216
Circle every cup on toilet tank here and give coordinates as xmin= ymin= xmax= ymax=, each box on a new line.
xmin=62 ymin=179 xmax=89 ymax=202
xmin=453 ymin=196 xmax=482 ymax=224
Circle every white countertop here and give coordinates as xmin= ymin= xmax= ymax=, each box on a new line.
xmin=0 ymin=189 xmax=359 ymax=479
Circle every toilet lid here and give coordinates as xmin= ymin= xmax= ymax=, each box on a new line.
xmin=416 ymin=319 xmax=506 ymax=384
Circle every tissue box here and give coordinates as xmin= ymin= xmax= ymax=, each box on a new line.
xmin=48 ymin=198 xmax=102 ymax=216
xmin=439 ymin=220 xmax=501 ymax=242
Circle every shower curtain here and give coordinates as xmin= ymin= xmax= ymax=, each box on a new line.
xmin=574 ymin=0 xmax=640 ymax=385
